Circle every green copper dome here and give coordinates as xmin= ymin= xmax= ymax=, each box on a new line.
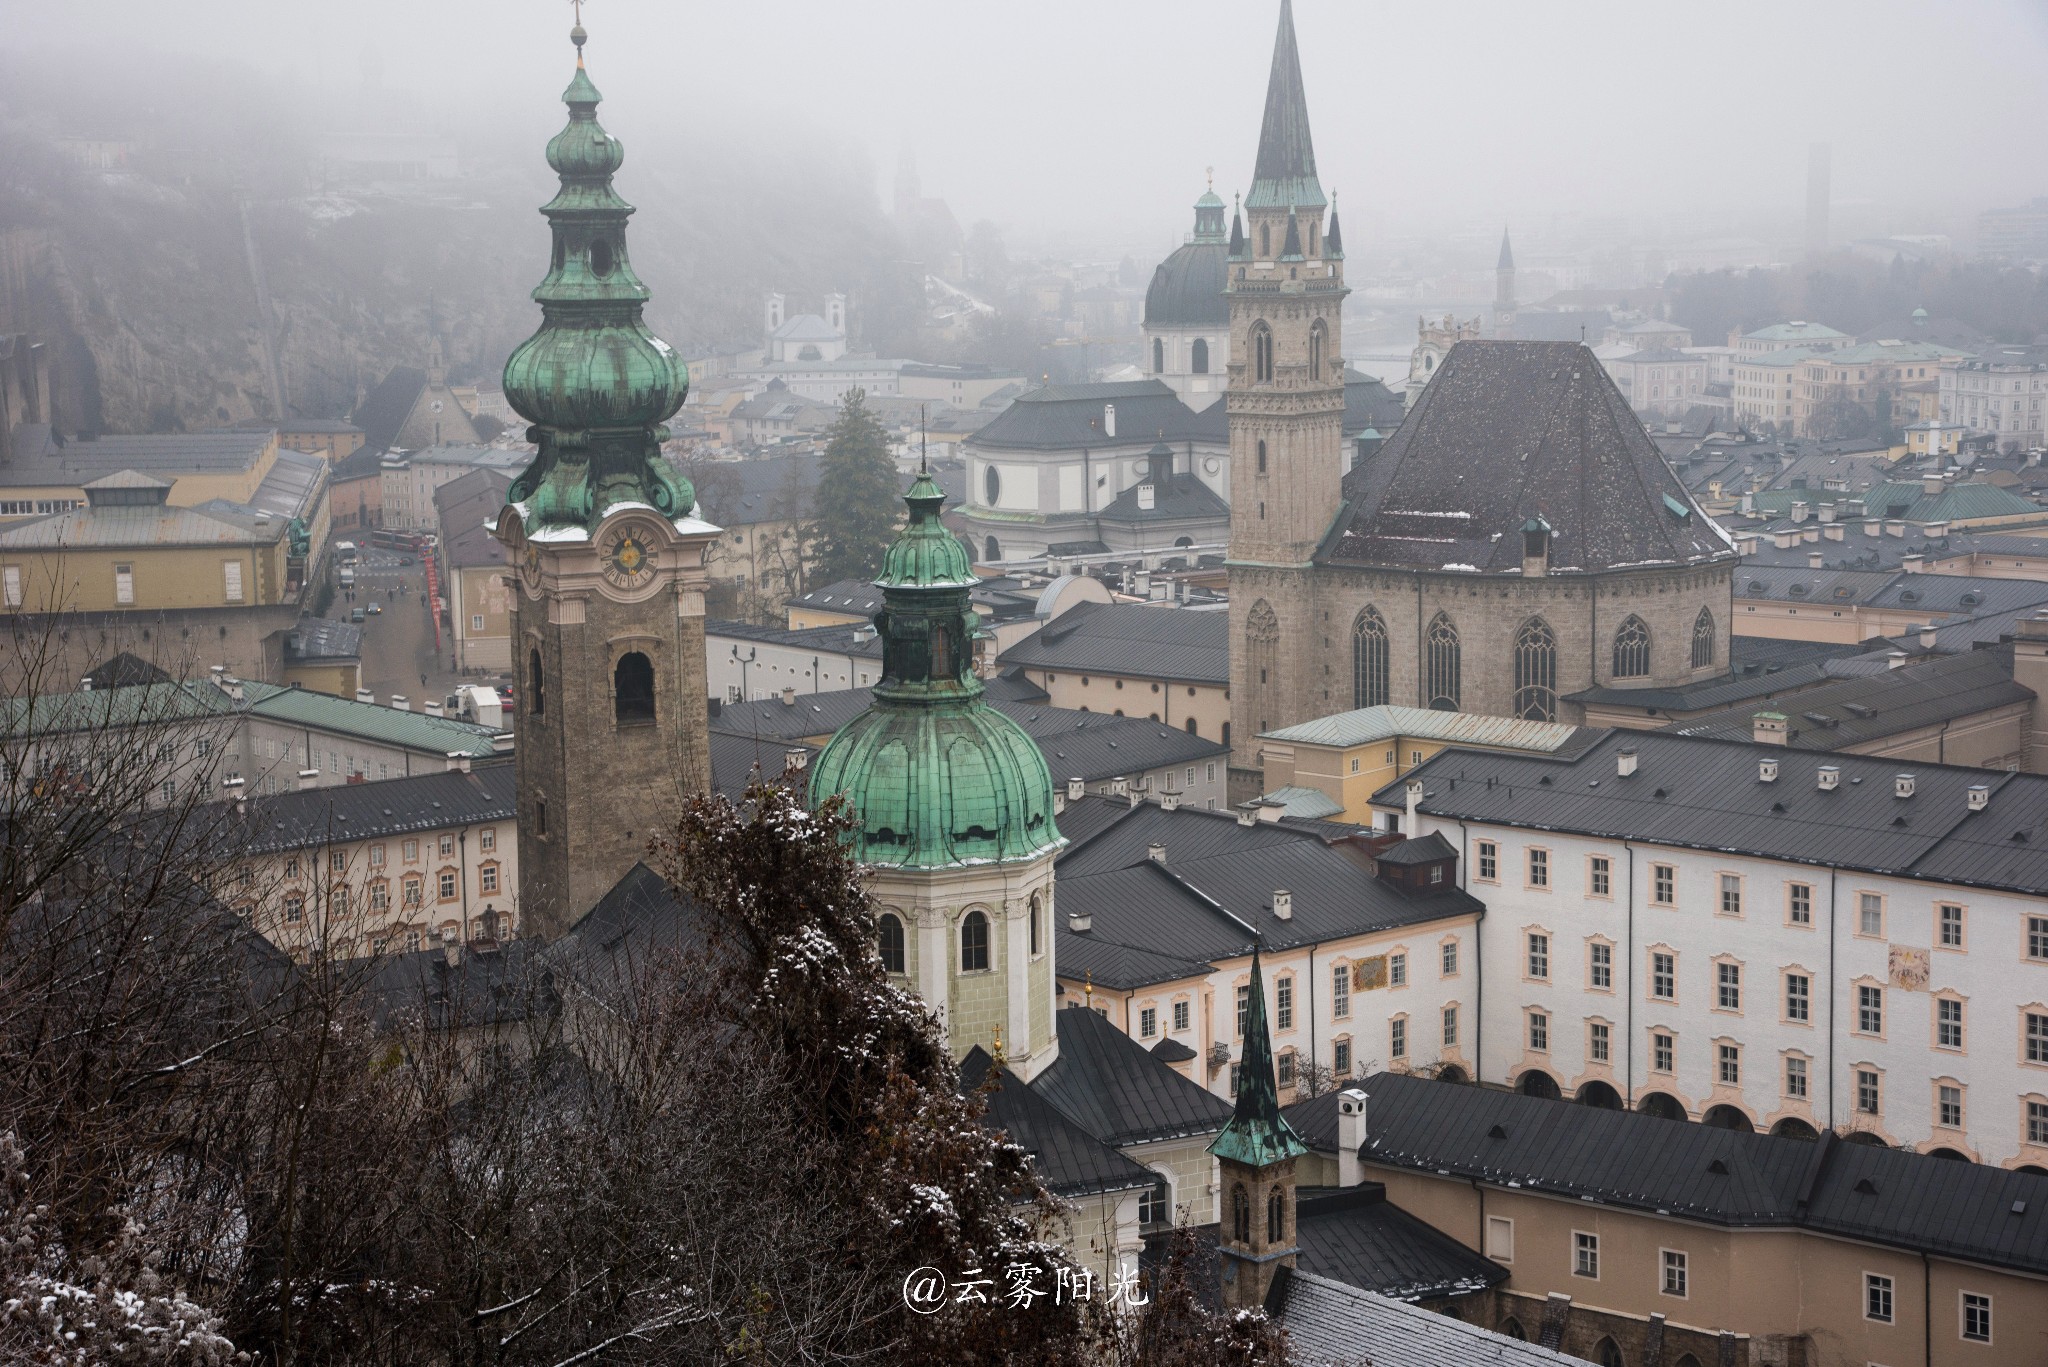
xmin=502 ymin=41 xmax=693 ymax=531
xmin=809 ymin=473 xmax=1061 ymax=870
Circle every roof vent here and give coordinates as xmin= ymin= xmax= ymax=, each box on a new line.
xmin=1487 ymin=1124 xmax=1508 ymax=1140
xmin=1067 ymin=776 xmax=1085 ymax=801
xmin=1759 ymin=757 xmax=1779 ymax=783
xmin=1894 ymin=773 xmax=1916 ymax=799
xmin=1617 ymin=748 xmax=1638 ymax=778
xmin=1273 ymin=890 xmax=1293 ymax=921
xmin=1818 ymin=766 xmax=1840 ymax=792
xmin=1707 ymin=1159 xmax=1729 ymax=1175
xmin=1968 ymin=784 xmax=1990 ymax=812
xmin=1147 ymin=842 xmax=1167 ymax=864
xmin=1854 ymin=1178 xmax=1878 ymax=1196
xmin=1238 ymin=807 xmax=1258 ymax=827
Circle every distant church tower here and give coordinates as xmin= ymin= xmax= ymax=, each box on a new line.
xmin=1211 ymin=944 xmax=1309 ymax=1311
xmin=1225 ymin=0 xmax=1348 ymax=790
xmin=808 ymin=468 xmax=1065 ymax=1080
xmin=495 ymin=18 xmax=718 ymax=938
xmin=1494 ymin=227 xmax=1517 ymax=339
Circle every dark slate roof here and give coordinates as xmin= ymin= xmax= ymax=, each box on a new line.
xmin=359 ymin=940 xmax=543 ymax=1031
xmin=1372 ymin=831 xmax=1455 ymax=866
xmin=707 ymin=618 xmax=886 ymax=661
xmin=546 ymin=861 xmax=718 ymax=1000
xmin=1054 ymin=797 xmax=1483 ymax=990
xmin=1289 ymin=1073 xmax=2048 ymax=1277
xmin=0 ymin=424 xmax=274 ymax=488
xmin=332 ymin=442 xmax=388 ymax=481
xmin=1275 ymin=1271 xmax=1584 ymax=1367
xmin=965 ymin=381 xmax=1220 ymax=453
xmin=959 ymin=1047 xmax=1156 ymax=1199
xmin=707 ymin=730 xmax=815 ymax=801
xmin=1375 ymin=727 xmax=2048 ymax=896
xmin=1665 ymin=645 xmax=2030 ymax=750
xmin=1099 ymin=471 xmax=1230 ymax=525
xmin=1293 ymin=1186 xmax=1506 ymax=1300
xmin=434 ymin=467 xmax=515 ymax=570
xmin=681 ymin=453 xmax=822 ymax=527
xmin=1151 ymin=1036 xmax=1197 ymax=1063
xmin=236 ymin=765 xmax=516 ymax=854
xmin=784 ymin=578 xmax=884 ymax=618
xmin=1342 ymin=370 xmax=1406 ymax=438
xmin=1033 ymin=1003 xmax=1231 ymax=1146
xmin=284 ymin=617 xmax=362 ymax=663
xmin=1000 ymin=602 xmax=1229 ymax=683
xmin=1567 ymin=659 xmax=1836 ymax=714
xmin=351 ymin=366 xmax=426 ymax=452
xmin=1324 ymin=341 xmax=1734 ymax=574
xmin=1144 ymin=240 xmax=1229 ymax=328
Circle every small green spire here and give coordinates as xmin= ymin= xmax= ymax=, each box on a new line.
xmin=1210 ymin=942 xmax=1311 ymax=1168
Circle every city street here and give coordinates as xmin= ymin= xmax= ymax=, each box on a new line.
xmin=328 ymin=543 xmax=489 ymax=706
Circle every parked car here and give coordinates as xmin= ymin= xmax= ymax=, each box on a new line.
xmin=400 ymin=557 xmax=415 ymax=566
xmin=350 ymin=606 xmax=365 ymax=623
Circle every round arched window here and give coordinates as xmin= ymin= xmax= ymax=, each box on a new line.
xmin=984 ymin=464 xmax=1001 ymax=506
xmin=589 ymin=237 xmax=615 ymax=277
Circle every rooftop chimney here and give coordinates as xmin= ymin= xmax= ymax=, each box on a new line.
xmin=1103 ymin=402 xmax=1117 ymax=438
xmin=356 ymin=689 xmax=374 ymax=704
xmin=1753 ymin=712 xmax=1788 ymax=745
xmin=1888 ymin=650 xmax=1909 ymax=670
xmin=424 ymin=702 xmax=445 ymax=718
xmin=1256 ymin=801 xmax=1282 ymax=822
xmin=1237 ymin=807 xmax=1258 ymax=827
xmin=1968 ymin=784 xmax=1990 ymax=812
xmin=1862 ymin=518 xmax=1881 ymax=538
xmin=1919 ymin=625 xmax=1938 ymax=649
xmin=1818 ymin=765 xmax=1840 ymax=792
xmin=1807 ymin=551 xmax=1824 ymax=569
xmin=298 ymin=767 xmax=319 ymax=791
xmin=1790 ymin=500 xmax=1809 ymax=523
xmin=1147 ymin=842 xmax=1167 ymax=864
xmin=1337 ymin=1089 xmax=1370 ymax=1187
xmin=1160 ymin=789 xmax=1181 ymax=812
xmin=1068 ymin=908 xmax=1092 ymax=933
xmin=1068 ymin=776 xmax=1085 ymax=801
xmin=1923 ymin=474 xmax=1945 ymax=495
xmin=1273 ymin=889 xmax=1293 ymax=921
xmin=1902 ymin=553 xmax=1924 ymax=574
xmin=1759 ymin=756 xmax=1779 ymax=783
xmin=784 ymin=747 xmax=809 ymax=772
xmin=1886 ymin=520 xmax=1907 ymax=537
xmin=781 ymin=685 xmax=797 ymax=707
xmin=1137 ymin=485 xmax=1155 ymax=511
xmin=1404 ymin=777 xmax=1423 ymax=830
xmin=445 ymin=750 xmax=471 ymax=773
xmin=1824 ymin=523 xmax=1845 ymax=542
xmin=1894 ymin=773 xmax=1916 ymax=799
xmin=390 ymin=695 xmax=409 ymax=711
xmin=1617 ymin=748 xmax=1639 ymax=777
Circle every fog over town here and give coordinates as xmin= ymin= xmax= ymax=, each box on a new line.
xmin=3 ymin=3 xmax=2048 ymax=1364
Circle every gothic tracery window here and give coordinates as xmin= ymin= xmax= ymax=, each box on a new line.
xmin=1692 ymin=606 xmax=1716 ymax=669
xmin=1351 ymin=606 xmax=1389 ymax=709
xmin=1425 ymin=612 xmax=1461 ymax=712
xmin=1267 ymin=1187 xmax=1285 ymax=1243
xmin=1612 ymin=615 xmax=1652 ymax=679
xmin=1308 ymin=320 xmax=1326 ymax=380
xmin=1231 ymin=1184 xmax=1251 ymax=1243
xmin=1252 ymin=324 xmax=1274 ymax=384
xmin=1513 ymin=617 xmax=1558 ymax=722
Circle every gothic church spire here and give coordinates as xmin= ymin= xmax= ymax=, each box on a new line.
xmin=1249 ymin=0 xmax=1325 ymax=210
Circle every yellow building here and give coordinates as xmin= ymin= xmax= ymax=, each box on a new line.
xmin=1254 ymin=705 xmax=1585 ymax=824
xmin=1791 ymin=340 xmax=1957 ymax=437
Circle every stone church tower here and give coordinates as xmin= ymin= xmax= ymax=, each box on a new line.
xmin=1226 ymin=0 xmax=1348 ymax=792
xmin=1495 ymin=227 xmax=1517 ymax=339
xmin=808 ymin=469 xmax=1066 ymax=1080
xmin=495 ymin=20 xmax=718 ymax=938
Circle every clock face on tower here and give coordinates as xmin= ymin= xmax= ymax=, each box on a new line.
xmin=519 ymin=542 xmax=543 ymax=593
xmin=601 ymin=526 xmax=658 ymax=592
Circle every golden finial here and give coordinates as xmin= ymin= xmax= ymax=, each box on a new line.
xmin=1083 ymin=969 xmax=1093 ymax=1006
xmin=570 ymin=0 xmax=588 ymax=67
xmin=991 ymin=1025 xmax=1005 ymax=1067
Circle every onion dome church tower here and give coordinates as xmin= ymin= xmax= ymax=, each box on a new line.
xmin=495 ymin=18 xmax=719 ymax=938
xmin=809 ymin=468 xmax=1065 ymax=1080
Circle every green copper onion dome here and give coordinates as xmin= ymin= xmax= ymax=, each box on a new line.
xmin=501 ymin=30 xmax=693 ymax=531
xmin=809 ymin=471 xmax=1061 ymax=870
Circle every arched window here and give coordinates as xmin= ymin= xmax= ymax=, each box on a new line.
xmin=613 ymin=651 xmax=655 ymax=724
xmin=1512 ymin=617 xmax=1557 ymax=721
xmin=1191 ymin=338 xmax=1209 ymax=374
xmin=1612 ymin=615 xmax=1652 ymax=678
xmin=1231 ymin=1184 xmax=1251 ymax=1243
xmin=1352 ymin=606 xmax=1389 ymax=709
xmin=877 ymin=913 xmax=906 ymax=974
xmin=1259 ymin=223 xmax=1270 ymax=257
xmin=983 ymin=535 xmax=1001 ymax=563
xmin=1252 ymin=324 xmax=1274 ymax=383
xmin=1256 ymin=439 xmax=1268 ymax=474
xmin=1028 ymin=892 xmax=1041 ymax=956
xmin=529 ymin=648 xmax=545 ymax=716
xmin=1500 ymin=1317 xmax=1526 ymax=1340
xmin=1247 ymin=599 xmax=1279 ymax=728
xmin=1425 ymin=612 xmax=1461 ymax=711
xmin=1692 ymin=606 xmax=1715 ymax=669
xmin=931 ymin=622 xmax=955 ymax=681
xmin=960 ymin=909 xmax=989 ymax=972
xmin=1266 ymin=1187 xmax=1284 ymax=1243
xmin=1595 ymin=1338 xmax=1625 ymax=1367
xmin=1185 ymin=716 xmax=1199 ymax=735
xmin=1152 ymin=337 xmax=1164 ymax=373
xmin=1308 ymin=320 xmax=1326 ymax=380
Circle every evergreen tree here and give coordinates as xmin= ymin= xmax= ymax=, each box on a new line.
xmin=810 ymin=388 xmax=904 ymax=585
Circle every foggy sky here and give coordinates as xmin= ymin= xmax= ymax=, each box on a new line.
xmin=13 ymin=0 xmax=2048 ymax=258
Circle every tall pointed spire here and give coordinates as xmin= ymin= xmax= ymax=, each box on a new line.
xmin=1228 ymin=194 xmax=1246 ymax=259
xmin=1211 ymin=942 xmax=1311 ymax=1167
xmin=1497 ymin=226 xmax=1515 ymax=271
xmin=1248 ymin=0 xmax=1325 ymax=211
xmin=1325 ymin=193 xmax=1344 ymax=258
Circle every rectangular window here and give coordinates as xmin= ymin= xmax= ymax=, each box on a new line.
xmin=329 ymin=850 xmax=346 ymax=873
xmin=1389 ymin=952 xmax=1406 ymax=987
xmin=1388 ymin=1019 xmax=1405 ymax=1061
xmin=480 ymin=828 xmax=495 ymax=852
xmin=1857 ymin=984 xmax=1884 ymax=1036
xmin=1528 ymin=848 xmax=1549 ymax=888
xmin=439 ymin=835 xmax=455 ymax=857
xmin=222 ymin=560 xmax=244 ymax=603
xmin=1441 ymin=940 xmax=1459 ymax=978
xmin=1718 ymin=1042 xmax=1740 ymax=1085
xmin=1866 ymin=1273 xmax=1894 ymax=1324
xmin=1652 ymin=1031 xmax=1674 ymax=1073
xmin=2029 ymin=916 xmax=2048 ymax=961
xmin=1590 ymin=855 xmax=1611 ymax=897
xmin=2029 ymin=1099 xmax=2048 ymax=1146
xmin=1528 ymin=1011 xmax=1548 ymax=1052
xmin=1717 ymin=961 xmax=1742 ymax=1011
xmin=1789 ymin=883 xmax=1813 ymax=924
xmin=1589 ymin=1020 xmax=1609 ymax=1063
xmin=1485 ymin=1216 xmax=1513 ymax=1261
xmin=471 ymin=614 xmax=485 ymax=632
xmin=438 ymin=871 xmax=457 ymax=900
xmin=1442 ymin=1005 xmax=1458 ymax=1049
xmin=1334 ymin=1037 xmax=1352 ymax=1075
xmin=1589 ymin=942 xmax=1611 ymax=990
xmin=1236 ymin=985 xmax=1250 ymax=1037
xmin=369 ymin=884 xmax=389 ymax=911
xmin=1719 ymin=873 xmax=1742 ymax=916
xmin=1527 ymin=933 xmax=1549 ymax=980
xmin=1962 ymin=1291 xmax=1991 ymax=1343
xmin=1572 ymin=1232 xmax=1599 ymax=1279
xmin=1332 ymin=962 xmax=1350 ymax=1019
xmin=2028 ymin=1012 xmax=2048 ymax=1064
xmin=369 ymin=844 xmax=386 ymax=867
xmin=284 ymin=894 xmax=303 ymax=923
xmin=1661 ymin=1249 xmax=1688 ymax=1298
xmin=1786 ymin=972 xmax=1810 ymax=1023
xmin=1786 ymin=1055 xmax=1808 ymax=1098
xmin=1939 ymin=903 xmax=1964 ymax=948
xmin=1477 ymin=841 xmax=1498 ymax=881
xmin=1277 ymin=1052 xmax=1295 ymax=1088
xmin=1856 ymin=1069 xmax=1881 ymax=1115
xmin=1140 ymin=1007 xmax=1157 ymax=1039
xmin=2 ymin=565 xmax=19 ymax=607
xmin=1172 ymin=999 xmax=1190 ymax=1032
xmin=1276 ymin=976 xmax=1294 ymax=1031
xmin=1859 ymin=892 xmax=1884 ymax=937
xmin=1939 ymin=1083 xmax=1963 ymax=1129
xmin=1937 ymin=997 xmax=1963 ymax=1050
xmin=1652 ymin=864 xmax=1675 ymax=906
xmin=403 ymin=840 xmax=418 ymax=862
xmin=404 ymin=877 xmax=422 ymax=906
xmin=1651 ymin=951 xmax=1675 ymax=1000
xmin=114 ymin=564 xmax=134 ymax=604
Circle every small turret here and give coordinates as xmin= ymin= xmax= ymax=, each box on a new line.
xmin=1228 ymin=196 xmax=1246 ymax=260
xmin=1324 ymin=196 xmax=1344 ymax=259
xmin=1279 ymin=207 xmax=1304 ymax=262
xmin=1210 ymin=941 xmax=1310 ymax=1310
